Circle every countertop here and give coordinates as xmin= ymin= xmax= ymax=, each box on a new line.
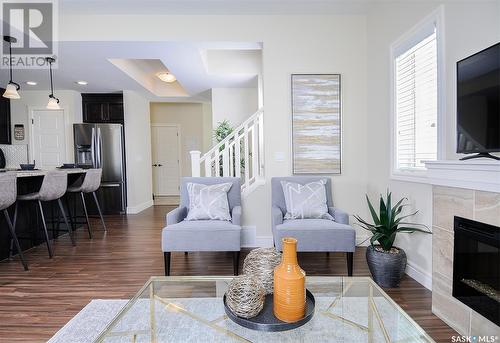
xmin=0 ymin=168 xmax=87 ymax=177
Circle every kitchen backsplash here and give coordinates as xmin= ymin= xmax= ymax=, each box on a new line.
xmin=0 ymin=144 xmax=28 ymax=168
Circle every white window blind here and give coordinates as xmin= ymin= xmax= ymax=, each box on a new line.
xmin=395 ymin=28 xmax=437 ymax=170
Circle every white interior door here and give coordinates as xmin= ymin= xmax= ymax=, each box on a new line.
xmin=151 ymin=125 xmax=181 ymax=196
xmin=31 ymin=109 xmax=66 ymax=169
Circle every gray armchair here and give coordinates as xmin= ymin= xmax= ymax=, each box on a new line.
xmin=271 ymin=177 xmax=355 ymax=276
xmin=162 ymin=177 xmax=242 ymax=276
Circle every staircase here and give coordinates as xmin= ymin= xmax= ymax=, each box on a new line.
xmin=190 ymin=109 xmax=265 ymax=194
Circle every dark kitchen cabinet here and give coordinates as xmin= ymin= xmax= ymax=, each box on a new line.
xmin=108 ymin=102 xmax=124 ymax=123
xmin=0 ymin=88 xmax=11 ymax=144
xmin=82 ymin=93 xmax=124 ymax=124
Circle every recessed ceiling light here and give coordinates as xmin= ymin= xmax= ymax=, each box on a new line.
xmin=26 ymin=81 xmax=37 ymax=86
xmin=75 ymin=80 xmax=88 ymax=85
xmin=156 ymin=72 xmax=176 ymax=83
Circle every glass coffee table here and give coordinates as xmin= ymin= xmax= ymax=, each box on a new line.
xmin=95 ymin=276 xmax=435 ymax=342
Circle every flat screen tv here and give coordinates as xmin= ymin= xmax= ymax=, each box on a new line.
xmin=457 ymin=42 xmax=500 ymax=160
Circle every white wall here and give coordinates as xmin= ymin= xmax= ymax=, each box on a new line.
xmin=366 ymin=1 xmax=500 ymax=288
xmin=212 ymin=87 xmax=259 ymax=130
xmin=150 ymin=102 xmax=212 ymax=177
xmin=201 ymin=102 xmax=213 ymax=152
xmin=9 ymin=89 xmax=82 ymax=163
xmin=123 ymin=90 xmax=153 ymax=213
xmin=59 ymin=14 xmax=370 ymax=241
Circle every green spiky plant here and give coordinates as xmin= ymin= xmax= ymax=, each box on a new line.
xmin=214 ymin=120 xmax=234 ymax=146
xmin=354 ymin=191 xmax=431 ymax=252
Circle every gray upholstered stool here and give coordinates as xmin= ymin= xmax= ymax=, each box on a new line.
xmin=16 ymin=170 xmax=75 ymax=258
xmin=66 ymin=168 xmax=106 ymax=238
xmin=0 ymin=172 xmax=28 ymax=270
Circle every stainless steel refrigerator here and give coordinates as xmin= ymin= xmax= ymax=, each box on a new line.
xmin=74 ymin=123 xmax=127 ymax=214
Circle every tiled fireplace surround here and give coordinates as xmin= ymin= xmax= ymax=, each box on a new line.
xmin=432 ymin=186 xmax=500 ymax=336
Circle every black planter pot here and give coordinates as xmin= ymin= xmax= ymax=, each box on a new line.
xmin=366 ymin=245 xmax=407 ymax=288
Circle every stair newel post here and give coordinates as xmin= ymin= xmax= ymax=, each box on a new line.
xmin=190 ymin=150 xmax=201 ymax=177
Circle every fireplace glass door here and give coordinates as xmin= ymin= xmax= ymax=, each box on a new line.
xmin=453 ymin=216 xmax=499 ymax=326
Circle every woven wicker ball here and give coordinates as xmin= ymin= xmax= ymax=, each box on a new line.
xmin=226 ymin=275 xmax=265 ymax=319
xmin=242 ymin=247 xmax=282 ymax=294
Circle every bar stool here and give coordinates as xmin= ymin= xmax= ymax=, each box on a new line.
xmin=16 ymin=170 xmax=75 ymax=258
xmin=0 ymin=172 xmax=28 ymax=270
xmin=66 ymin=168 xmax=107 ymax=238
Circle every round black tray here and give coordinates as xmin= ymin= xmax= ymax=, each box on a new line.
xmin=223 ymin=289 xmax=315 ymax=332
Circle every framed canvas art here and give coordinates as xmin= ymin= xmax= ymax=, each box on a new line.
xmin=291 ymin=74 xmax=341 ymax=174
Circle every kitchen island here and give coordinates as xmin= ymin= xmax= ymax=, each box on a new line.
xmin=0 ymin=169 xmax=87 ymax=262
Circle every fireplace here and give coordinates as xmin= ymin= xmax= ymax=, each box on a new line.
xmin=453 ymin=216 xmax=499 ymax=326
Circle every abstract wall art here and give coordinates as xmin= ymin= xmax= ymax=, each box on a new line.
xmin=291 ymin=74 xmax=341 ymax=174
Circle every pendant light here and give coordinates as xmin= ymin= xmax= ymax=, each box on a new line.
xmin=45 ymin=57 xmax=60 ymax=110
xmin=3 ymin=36 xmax=20 ymax=99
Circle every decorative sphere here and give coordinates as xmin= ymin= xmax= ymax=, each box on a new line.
xmin=225 ymin=275 xmax=265 ymax=318
xmin=242 ymin=247 xmax=282 ymax=294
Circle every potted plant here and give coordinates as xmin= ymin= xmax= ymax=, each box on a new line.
xmin=213 ymin=120 xmax=247 ymax=175
xmin=354 ymin=191 xmax=431 ymax=288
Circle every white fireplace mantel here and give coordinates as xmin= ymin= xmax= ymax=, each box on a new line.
xmin=424 ymin=160 xmax=500 ymax=192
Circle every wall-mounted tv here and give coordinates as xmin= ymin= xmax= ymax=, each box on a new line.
xmin=457 ymin=42 xmax=500 ymax=160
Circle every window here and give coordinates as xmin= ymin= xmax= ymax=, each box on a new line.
xmin=393 ymin=24 xmax=438 ymax=171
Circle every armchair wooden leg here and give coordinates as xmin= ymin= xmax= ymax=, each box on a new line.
xmin=346 ymin=252 xmax=353 ymax=276
xmin=233 ymin=251 xmax=240 ymax=276
xmin=164 ymin=252 xmax=171 ymax=276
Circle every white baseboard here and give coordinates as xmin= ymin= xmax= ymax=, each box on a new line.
xmin=127 ymin=200 xmax=154 ymax=214
xmin=405 ymin=261 xmax=432 ymax=290
xmin=255 ymin=236 xmax=274 ymax=247
xmin=241 ymin=226 xmax=256 ymax=247
xmin=241 ymin=226 xmax=273 ymax=247
xmin=153 ymin=195 xmax=179 ymax=206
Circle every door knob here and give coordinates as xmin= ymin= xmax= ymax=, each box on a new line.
xmin=158 ymin=164 xmax=163 ymax=167
xmin=152 ymin=164 xmax=158 ymax=167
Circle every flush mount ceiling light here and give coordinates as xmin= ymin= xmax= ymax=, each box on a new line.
xmin=156 ymin=72 xmax=176 ymax=83
xmin=26 ymin=81 xmax=37 ymax=86
xmin=75 ymin=80 xmax=88 ymax=85
xmin=46 ymin=57 xmax=60 ymax=110
xmin=3 ymin=36 xmax=20 ymax=99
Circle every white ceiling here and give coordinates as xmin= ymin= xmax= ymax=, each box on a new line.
xmin=59 ymin=0 xmax=476 ymax=16
xmin=0 ymin=41 xmax=261 ymax=102
xmin=59 ymin=0 xmax=376 ymax=15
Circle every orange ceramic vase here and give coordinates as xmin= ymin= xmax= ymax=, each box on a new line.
xmin=273 ymin=237 xmax=306 ymax=323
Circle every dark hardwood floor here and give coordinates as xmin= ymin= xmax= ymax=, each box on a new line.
xmin=0 ymin=205 xmax=456 ymax=342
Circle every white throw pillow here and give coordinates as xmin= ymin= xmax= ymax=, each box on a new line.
xmin=281 ymin=179 xmax=333 ymax=220
xmin=185 ymin=182 xmax=233 ymax=221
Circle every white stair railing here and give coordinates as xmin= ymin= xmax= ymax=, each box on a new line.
xmin=190 ymin=108 xmax=264 ymax=192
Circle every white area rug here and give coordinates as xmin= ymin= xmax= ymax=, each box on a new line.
xmin=48 ymin=300 xmax=127 ymax=343
xmin=48 ymin=297 xmax=425 ymax=342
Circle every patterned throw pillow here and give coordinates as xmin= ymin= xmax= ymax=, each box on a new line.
xmin=185 ymin=182 xmax=233 ymax=221
xmin=281 ymin=179 xmax=333 ymax=220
